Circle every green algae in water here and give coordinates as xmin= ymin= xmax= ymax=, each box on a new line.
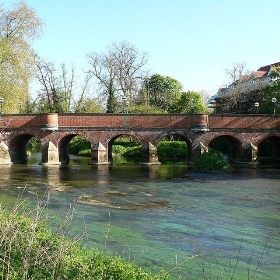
xmin=1 ymin=164 xmax=280 ymax=279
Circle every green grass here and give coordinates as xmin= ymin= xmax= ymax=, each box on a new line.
xmin=0 ymin=199 xmax=169 ymax=280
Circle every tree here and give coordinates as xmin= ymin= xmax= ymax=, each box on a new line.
xmin=0 ymin=2 xmax=43 ymax=113
xmin=36 ymin=58 xmax=96 ymax=113
xmin=35 ymin=58 xmax=74 ymax=113
xmin=216 ymin=62 xmax=268 ymax=113
xmin=170 ymin=91 xmax=207 ymax=113
xmin=219 ymin=62 xmax=250 ymax=112
xmin=146 ymin=74 xmax=183 ymax=112
xmin=73 ymin=97 xmax=105 ymax=113
xmin=127 ymin=104 xmax=165 ymax=114
xmin=35 ymin=57 xmax=105 ymax=113
xmin=87 ymin=41 xmax=148 ymax=113
xmin=73 ymin=73 xmax=105 ymax=113
xmin=259 ymin=66 xmax=280 ymax=114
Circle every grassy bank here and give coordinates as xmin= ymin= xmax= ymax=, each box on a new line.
xmin=0 ymin=199 xmax=169 ymax=280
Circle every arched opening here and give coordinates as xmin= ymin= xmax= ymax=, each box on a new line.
xmin=157 ymin=134 xmax=190 ymax=163
xmin=10 ymin=134 xmax=42 ymax=164
xmin=209 ymin=135 xmax=242 ymax=161
xmin=59 ymin=134 xmax=91 ymax=164
xmin=108 ymin=134 xmax=141 ymax=164
xmin=258 ymin=136 xmax=280 ymax=164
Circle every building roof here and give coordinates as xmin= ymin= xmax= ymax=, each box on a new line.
xmin=208 ymin=61 xmax=280 ymax=104
xmin=252 ymin=70 xmax=267 ymax=78
xmin=257 ymin=62 xmax=280 ymax=76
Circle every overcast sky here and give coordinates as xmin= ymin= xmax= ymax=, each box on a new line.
xmin=3 ymin=0 xmax=280 ymax=98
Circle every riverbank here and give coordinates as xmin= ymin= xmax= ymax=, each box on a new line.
xmin=0 ymin=201 xmax=169 ymax=280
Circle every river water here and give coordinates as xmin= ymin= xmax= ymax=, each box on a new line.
xmin=0 ymin=155 xmax=279 ymax=279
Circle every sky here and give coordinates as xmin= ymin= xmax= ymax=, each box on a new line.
xmin=2 ymin=0 xmax=280 ymax=98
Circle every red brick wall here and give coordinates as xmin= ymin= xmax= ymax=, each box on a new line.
xmin=0 ymin=114 xmax=42 ymax=127
xmin=57 ymin=113 xmax=209 ymax=128
xmin=1 ymin=113 xmax=280 ymax=130
xmin=209 ymin=115 xmax=280 ymax=129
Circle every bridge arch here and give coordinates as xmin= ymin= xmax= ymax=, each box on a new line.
xmin=108 ymin=133 xmax=142 ymax=163
xmin=156 ymin=132 xmax=192 ymax=161
xmin=208 ymin=135 xmax=242 ymax=161
xmin=257 ymin=135 xmax=280 ymax=163
xmin=9 ymin=134 xmax=42 ymax=164
xmin=58 ymin=133 xmax=91 ymax=164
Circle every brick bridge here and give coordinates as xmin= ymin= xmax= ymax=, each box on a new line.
xmin=0 ymin=113 xmax=279 ymax=165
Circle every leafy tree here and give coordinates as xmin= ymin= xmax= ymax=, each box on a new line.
xmin=146 ymin=74 xmax=183 ymax=112
xmin=127 ymin=104 xmax=165 ymax=114
xmin=170 ymin=91 xmax=207 ymax=113
xmin=73 ymin=97 xmax=105 ymax=113
xmin=0 ymin=2 xmax=43 ymax=113
xmin=87 ymin=41 xmax=148 ymax=113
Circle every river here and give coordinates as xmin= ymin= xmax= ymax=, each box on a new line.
xmin=0 ymin=155 xmax=279 ymax=279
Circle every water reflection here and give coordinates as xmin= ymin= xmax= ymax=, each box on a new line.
xmin=0 ymin=156 xmax=280 ymax=279
xmin=0 ymin=165 xmax=12 ymax=190
xmin=43 ymin=166 xmax=66 ymax=192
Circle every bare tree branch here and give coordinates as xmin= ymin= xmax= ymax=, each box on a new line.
xmin=86 ymin=41 xmax=148 ymax=112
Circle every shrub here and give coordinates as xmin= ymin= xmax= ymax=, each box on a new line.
xmin=112 ymin=145 xmax=127 ymax=156
xmin=193 ymin=149 xmax=231 ymax=172
xmin=112 ymin=137 xmax=142 ymax=158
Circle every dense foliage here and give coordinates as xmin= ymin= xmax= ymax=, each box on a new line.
xmin=170 ymin=91 xmax=208 ymax=114
xmin=157 ymin=141 xmax=188 ymax=162
xmin=111 ymin=136 xmax=142 ymax=160
xmin=0 ymin=2 xmax=43 ymax=113
xmin=0 ymin=202 xmax=169 ymax=280
xmin=146 ymin=74 xmax=183 ymax=112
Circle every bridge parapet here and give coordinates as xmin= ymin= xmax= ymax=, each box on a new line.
xmin=209 ymin=114 xmax=280 ymax=130
xmin=1 ymin=113 xmax=279 ymax=131
xmin=0 ymin=114 xmax=40 ymax=127
xmin=57 ymin=113 xmax=209 ymax=129
xmin=0 ymin=113 xmax=58 ymax=129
